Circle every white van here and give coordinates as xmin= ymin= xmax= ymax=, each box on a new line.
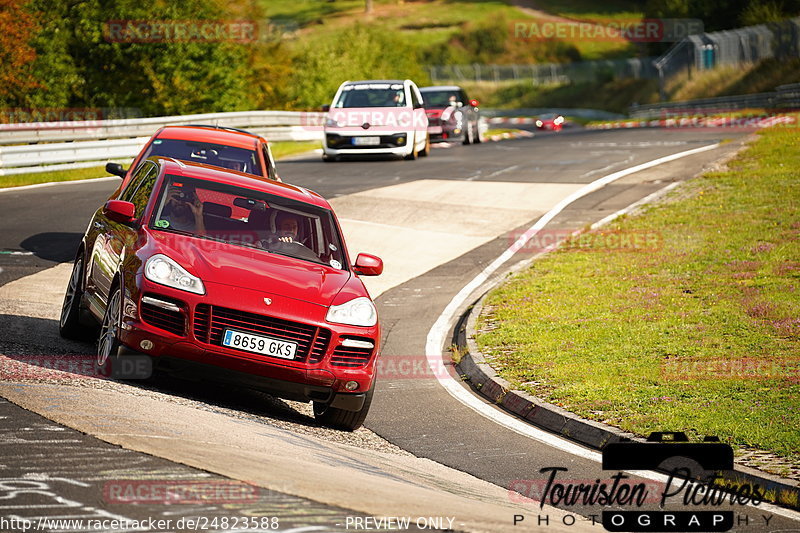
xmin=322 ymin=79 xmax=430 ymax=161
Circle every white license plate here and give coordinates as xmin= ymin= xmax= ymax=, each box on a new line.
xmin=222 ymin=329 xmax=297 ymax=360
xmin=352 ymin=136 xmax=380 ymax=146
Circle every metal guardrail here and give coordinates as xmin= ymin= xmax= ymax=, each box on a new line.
xmin=0 ymin=110 xmax=325 ymax=175
xmin=428 ymin=58 xmax=658 ymax=85
xmin=629 ymin=83 xmax=800 ymax=118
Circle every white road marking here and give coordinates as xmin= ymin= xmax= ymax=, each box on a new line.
xmin=426 ymin=144 xmax=719 ymax=457
xmin=484 ymin=164 xmax=520 ymax=179
xmin=580 ymin=155 xmax=634 ymax=179
xmin=423 ymin=141 xmax=800 ymax=520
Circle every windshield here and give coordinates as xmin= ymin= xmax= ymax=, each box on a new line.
xmin=141 ymin=138 xmax=262 ymax=177
xmin=420 ymin=90 xmax=461 ymax=108
xmin=150 ymin=175 xmax=347 ymax=270
xmin=333 ymin=83 xmax=406 ymax=108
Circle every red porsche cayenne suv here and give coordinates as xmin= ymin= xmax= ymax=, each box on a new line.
xmin=60 ymin=156 xmax=384 ymax=430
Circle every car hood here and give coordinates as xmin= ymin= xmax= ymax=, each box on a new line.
xmin=149 ymin=232 xmax=352 ymax=307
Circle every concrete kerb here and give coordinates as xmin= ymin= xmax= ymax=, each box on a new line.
xmin=453 ymin=170 xmax=800 ymax=510
xmin=458 ymin=295 xmax=637 ymax=451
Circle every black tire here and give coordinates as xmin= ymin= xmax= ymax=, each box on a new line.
xmin=419 ymin=134 xmax=430 ymax=157
xmin=463 ymin=121 xmax=473 ymax=145
xmin=96 ymin=285 xmax=122 ymax=376
xmin=313 ymin=385 xmax=375 ymax=431
xmin=59 ymin=256 xmax=93 ymax=340
xmin=322 ymin=154 xmax=337 ymax=162
xmin=474 ymin=119 xmax=483 ymax=143
xmin=403 ymin=138 xmax=418 ymax=160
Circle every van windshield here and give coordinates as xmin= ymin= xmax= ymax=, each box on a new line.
xmin=333 ymin=83 xmax=406 ymax=108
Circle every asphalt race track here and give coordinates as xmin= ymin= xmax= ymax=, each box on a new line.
xmin=1 ymin=127 xmax=798 ymax=532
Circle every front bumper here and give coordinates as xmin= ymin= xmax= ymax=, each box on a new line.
xmin=119 ymin=277 xmax=379 ymax=408
xmin=323 ymin=130 xmax=418 ymax=156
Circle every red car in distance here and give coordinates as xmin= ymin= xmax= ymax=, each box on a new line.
xmin=60 ymin=156 xmax=384 ymax=430
xmin=106 ymin=124 xmax=280 ymax=185
xmin=536 ymin=113 xmax=565 ymax=132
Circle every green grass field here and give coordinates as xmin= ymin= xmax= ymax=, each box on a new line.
xmin=261 ymin=0 xmax=637 ymax=64
xmin=475 ymin=121 xmax=800 ymax=467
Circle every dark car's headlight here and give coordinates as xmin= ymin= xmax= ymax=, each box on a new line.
xmin=145 ymin=254 xmax=205 ymax=295
xmin=326 ymin=297 xmax=377 ymax=327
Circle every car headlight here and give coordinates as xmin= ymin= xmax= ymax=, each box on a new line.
xmin=144 ymin=254 xmax=205 ymax=295
xmin=326 ymin=297 xmax=377 ymax=327
xmin=325 ymin=118 xmax=343 ymax=128
xmin=536 ymin=120 xmax=543 ymax=127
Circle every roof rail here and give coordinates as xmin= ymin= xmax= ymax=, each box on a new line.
xmin=178 ymin=124 xmax=257 ymax=136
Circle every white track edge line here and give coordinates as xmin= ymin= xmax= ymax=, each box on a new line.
xmin=424 ymin=141 xmax=800 ymax=520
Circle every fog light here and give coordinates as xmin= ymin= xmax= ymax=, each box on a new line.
xmin=140 ymin=340 xmax=154 ymax=350
xmin=397 ymin=137 xmax=405 ymax=146
xmin=345 ymin=381 xmax=359 ymax=391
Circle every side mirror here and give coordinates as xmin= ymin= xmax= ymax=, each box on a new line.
xmin=104 ymin=200 xmax=135 ymax=223
xmin=321 ymin=104 xmax=330 ymax=112
xmin=354 ymin=253 xmax=383 ymax=276
xmin=106 ymin=162 xmax=127 ymax=178
xmin=469 ymin=99 xmax=480 ymax=107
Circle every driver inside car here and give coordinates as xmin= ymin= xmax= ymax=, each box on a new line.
xmin=256 ymin=210 xmax=304 ymax=249
xmin=275 ymin=211 xmax=301 ymax=243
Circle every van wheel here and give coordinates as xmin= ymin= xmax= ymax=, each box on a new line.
xmin=419 ymin=135 xmax=430 ymax=157
xmin=474 ymin=119 xmax=484 ymax=143
xmin=404 ymin=138 xmax=418 ymax=160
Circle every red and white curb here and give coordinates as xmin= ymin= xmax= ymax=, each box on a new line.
xmin=486 ymin=130 xmax=534 ymax=141
xmin=487 ymin=117 xmax=538 ymax=125
xmin=588 ymin=115 xmax=796 ymax=130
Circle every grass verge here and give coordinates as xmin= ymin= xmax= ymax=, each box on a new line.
xmin=0 ymin=166 xmax=109 ymax=190
xmin=271 ymin=140 xmax=320 ymax=160
xmin=475 ymin=122 xmax=800 ymax=465
xmin=0 ymin=141 xmax=321 ymax=190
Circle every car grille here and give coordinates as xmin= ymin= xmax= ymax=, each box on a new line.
xmin=141 ymin=296 xmax=185 ymax=336
xmin=193 ymin=304 xmax=331 ymax=363
xmin=326 ymin=133 xmax=407 ymax=149
xmin=330 ymin=339 xmax=374 ymax=368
